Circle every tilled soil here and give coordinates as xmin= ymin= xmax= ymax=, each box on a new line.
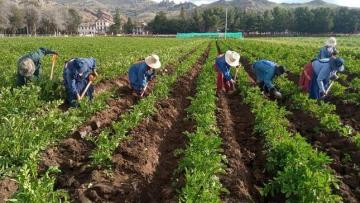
xmin=287 ymin=71 xmax=360 ymax=132
xmin=56 ymin=45 xmax=210 ymax=203
xmin=242 ymin=57 xmax=360 ymax=202
xmin=216 ymin=92 xmax=267 ymax=203
xmin=287 ymin=109 xmax=360 ymax=202
xmin=0 ymin=177 xmax=17 ymax=203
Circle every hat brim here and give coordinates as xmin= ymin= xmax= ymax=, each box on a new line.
xmin=145 ymin=60 xmax=161 ymax=69
xmin=225 ymin=56 xmax=240 ymax=67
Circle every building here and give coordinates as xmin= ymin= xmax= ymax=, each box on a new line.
xmin=78 ymin=10 xmax=114 ymax=35
xmin=133 ymin=22 xmax=148 ymax=35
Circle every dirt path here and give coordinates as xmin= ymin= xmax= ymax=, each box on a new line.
xmin=217 ymin=92 xmax=266 ymax=203
xmin=39 ymin=45 xmax=210 ymax=203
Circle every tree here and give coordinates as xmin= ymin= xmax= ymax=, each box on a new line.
xmin=24 ymin=6 xmax=39 ymax=35
xmin=294 ymin=7 xmax=313 ymax=33
xmin=109 ymin=8 xmax=121 ymax=34
xmin=65 ymin=8 xmax=81 ymax=34
xmin=311 ymin=8 xmax=333 ymax=33
xmin=272 ymin=7 xmax=289 ymax=32
xmin=8 ymin=6 xmax=24 ymax=34
xmin=124 ymin=17 xmax=134 ymax=34
xmin=148 ymin=12 xmax=168 ymax=34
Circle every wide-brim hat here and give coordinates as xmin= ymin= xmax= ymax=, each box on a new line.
xmin=325 ymin=37 xmax=337 ymax=47
xmin=18 ymin=58 xmax=36 ymax=77
xmin=225 ymin=50 xmax=240 ymax=67
xmin=145 ymin=54 xmax=161 ymax=69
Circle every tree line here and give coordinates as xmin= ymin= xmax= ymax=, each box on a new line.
xmin=147 ymin=6 xmax=360 ymax=34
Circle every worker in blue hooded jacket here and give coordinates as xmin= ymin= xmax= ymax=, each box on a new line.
xmin=17 ymin=47 xmax=58 ymax=86
xmin=128 ymin=54 xmax=161 ymax=97
xmin=309 ymin=57 xmax=345 ymax=99
xmin=253 ymin=60 xmax=285 ymax=99
xmin=63 ymin=58 xmax=98 ymax=106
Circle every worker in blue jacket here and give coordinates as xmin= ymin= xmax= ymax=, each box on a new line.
xmin=214 ymin=50 xmax=240 ymax=93
xmin=17 ymin=47 xmax=58 ymax=86
xmin=253 ymin=60 xmax=285 ymax=99
xmin=317 ymin=37 xmax=337 ymax=59
xmin=128 ymin=54 xmax=161 ymax=97
xmin=63 ymin=58 xmax=98 ymax=106
xmin=309 ymin=57 xmax=345 ymax=99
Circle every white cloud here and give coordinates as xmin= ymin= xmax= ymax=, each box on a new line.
xmin=153 ymin=0 xmax=360 ymax=7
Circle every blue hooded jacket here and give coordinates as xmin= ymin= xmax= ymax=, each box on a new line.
xmin=215 ymin=55 xmax=232 ymax=81
xmin=128 ymin=61 xmax=155 ymax=91
xmin=317 ymin=46 xmax=336 ymax=59
xmin=309 ymin=58 xmax=344 ymax=99
xmin=253 ymin=60 xmax=277 ymax=90
xmin=63 ymin=58 xmax=96 ymax=97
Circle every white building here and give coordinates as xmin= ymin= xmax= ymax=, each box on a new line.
xmin=78 ymin=12 xmax=114 ymax=35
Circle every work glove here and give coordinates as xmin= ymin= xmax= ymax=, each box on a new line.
xmin=270 ymin=87 xmax=282 ymax=99
xmin=320 ymin=91 xmax=327 ymax=98
xmin=330 ymin=74 xmax=339 ymax=81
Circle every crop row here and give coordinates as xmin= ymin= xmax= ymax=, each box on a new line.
xmin=223 ymin=40 xmax=360 ymax=149
xmin=89 ymin=43 xmax=209 ymax=167
xmin=236 ymin=65 xmax=341 ymax=202
xmin=176 ymin=45 xmax=226 ymax=202
xmin=3 ymin=40 xmax=206 ymax=202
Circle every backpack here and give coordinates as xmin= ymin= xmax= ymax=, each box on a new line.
xmin=299 ymin=62 xmax=313 ymax=92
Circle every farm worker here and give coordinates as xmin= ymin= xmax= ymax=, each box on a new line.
xmin=252 ymin=60 xmax=285 ymax=99
xmin=128 ymin=54 xmax=161 ymax=97
xmin=214 ymin=50 xmax=240 ymax=93
xmin=16 ymin=47 xmax=58 ymax=86
xmin=317 ymin=37 xmax=337 ymax=59
xmin=63 ymin=58 xmax=98 ymax=106
xmin=309 ymin=57 xmax=345 ymax=99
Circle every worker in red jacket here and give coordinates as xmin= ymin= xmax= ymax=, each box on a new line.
xmin=214 ymin=50 xmax=240 ymax=94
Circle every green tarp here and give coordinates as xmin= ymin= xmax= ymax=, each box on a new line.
xmin=176 ymin=32 xmax=243 ymax=39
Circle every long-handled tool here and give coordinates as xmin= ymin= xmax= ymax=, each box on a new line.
xmin=80 ymin=74 xmax=95 ymax=100
xmin=140 ymin=83 xmax=148 ymax=97
xmin=325 ymin=81 xmax=334 ymax=95
xmin=50 ymin=54 xmax=58 ymax=80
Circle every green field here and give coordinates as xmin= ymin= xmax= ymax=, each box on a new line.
xmin=0 ymin=36 xmax=359 ymax=202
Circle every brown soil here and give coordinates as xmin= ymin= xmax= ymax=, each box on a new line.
xmin=0 ymin=178 xmax=17 ymax=203
xmin=241 ymin=56 xmax=360 ymax=202
xmin=216 ymin=92 xmax=267 ymax=203
xmin=287 ymin=109 xmax=360 ymax=202
xmin=53 ymin=45 xmax=210 ymax=203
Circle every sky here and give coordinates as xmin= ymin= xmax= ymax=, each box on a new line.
xmin=153 ymin=0 xmax=360 ymax=7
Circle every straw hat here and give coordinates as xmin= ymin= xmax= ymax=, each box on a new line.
xmin=145 ymin=54 xmax=161 ymax=69
xmin=325 ymin=37 xmax=337 ymax=47
xmin=225 ymin=50 xmax=240 ymax=67
xmin=18 ymin=58 xmax=36 ymax=77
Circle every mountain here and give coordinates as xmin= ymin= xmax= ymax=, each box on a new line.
xmin=204 ymin=0 xmax=337 ymax=10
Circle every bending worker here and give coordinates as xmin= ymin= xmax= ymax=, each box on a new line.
xmin=214 ymin=50 xmax=241 ymax=94
xmin=309 ymin=57 xmax=345 ymax=99
xmin=63 ymin=58 xmax=98 ymax=106
xmin=128 ymin=54 xmax=161 ymax=97
xmin=253 ymin=60 xmax=285 ymax=99
xmin=317 ymin=37 xmax=337 ymax=59
xmin=17 ymin=47 xmax=58 ymax=86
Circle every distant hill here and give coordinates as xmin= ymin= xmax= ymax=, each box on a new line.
xmin=204 ymin=0 xmax=337 ymax=10
xmin=1 ymin=0 xmax=345 ymax=23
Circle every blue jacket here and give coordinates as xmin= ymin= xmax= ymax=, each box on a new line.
xmin=312 ymin=58 xmax=337 ymax=94
xmin=215 ymin=55 xmax=232 ymax=81
xmin=317 ymin=46 xmax=336 ymax=59
xmin=63 ymin=58 xmax=96 ymax=96
xmin=253 ymin=60 xmax=277 ymax=90
xmin=18 ymin=48 xmax=57 ymax=76
xmin=128 ymin=61 xmax=155 ymax=91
